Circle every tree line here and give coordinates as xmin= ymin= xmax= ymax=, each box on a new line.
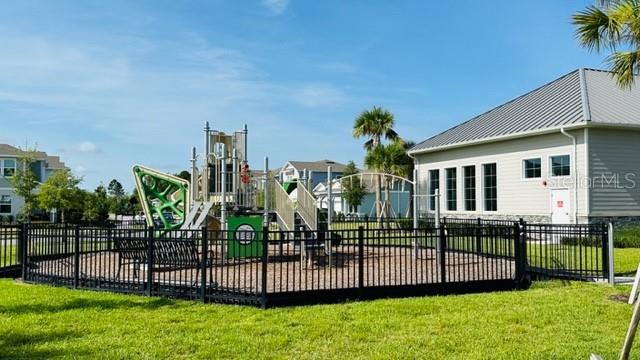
xmin=8 ymin=149 xmax=149 ymax=223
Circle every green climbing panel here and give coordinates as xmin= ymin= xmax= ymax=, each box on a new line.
xmin=132 ymin=165 xmax=190 ymax=230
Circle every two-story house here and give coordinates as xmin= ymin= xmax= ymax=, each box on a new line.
xmin=0 ymin=144 xmax=67 ymax=220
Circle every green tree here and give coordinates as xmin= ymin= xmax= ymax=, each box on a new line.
xmin=129 ymin=189 xmax=142 ymax=215
xmin=573 ymin=0 xmax=640 ymax=88
xmin=83 ymin=185 xmax=110 ymax=223
xmin=341 ymin=161 xmax=366 ymax=213
xmin=107 ymin=179 xmax=129 ymax=217
xmin=107 ymin=179 xmax=125 ymax=197
xmin=10 ymin=147 xmax=39 ymax=221
xmin=175 ymin=170 xmax=191 ymax=181
xmin=38 ymin=169 xmax=83 ymax=223
xmin=353 ymin=106 xmax=401 ymax=220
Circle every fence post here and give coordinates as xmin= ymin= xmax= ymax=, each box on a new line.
xmin=147 ymin=227 xmax=154 ymax=297
xmin=475 ymin=217 xmax=482 ymax=253
xmin=107 ymin=227 xmax=113 ymax=251
xmin=261 ymin=226 xmax=269 ymax=308
xmin=513 ymin=219 xmax=526 ymax=288
xmin=74 ymin=225 xmax=80 ymax=289
xmin=20 ymin=222 xmax=27 ymax=280
xmin=201 ymin=226 xmax=208 ymax=302
xmin=358 ymin=226 xmax=364 ymax=298
xmin=608 ymin=222 xmax=614 ymax=285
xmin=601 ymin=223 xmax=609 ymax=283
xmin=439 ymin=219 xmax=446 ymax=284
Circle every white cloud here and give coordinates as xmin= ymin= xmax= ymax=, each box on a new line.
xmin=76 ymin=141 xmax=99 ymax=154
xmin=0 ymin=31 xmax=360 ymax=189
xmin=75 ymin=165 xmax=87 ymax=174
xmin=262 ymin=0 xmax=290 ymax=15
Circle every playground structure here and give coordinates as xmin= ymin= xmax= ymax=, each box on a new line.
xmin=133 ymin=122 xmax=265 ymax=233
xmin=133 ymin=122 xmax=425 ymax=238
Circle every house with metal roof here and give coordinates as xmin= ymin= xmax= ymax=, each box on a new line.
xmin=409 ymin=68 xmax=640 ymax=224
xmin=0 ymin=144 xmax=67 ymax=220
xmin=278 ymin=160 xmax=347 ymax=189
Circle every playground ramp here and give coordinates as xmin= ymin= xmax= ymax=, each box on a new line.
xmin=273 ymin=179 xmax=317 ymax=232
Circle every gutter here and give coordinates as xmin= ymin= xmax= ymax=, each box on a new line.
xmin=560 ymin=127 xmax=578 ymax=223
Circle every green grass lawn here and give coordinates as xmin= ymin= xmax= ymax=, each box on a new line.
xmin=0 ymin=279 xmax=639 ymax=359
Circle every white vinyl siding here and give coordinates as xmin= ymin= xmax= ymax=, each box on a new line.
xmin=416 ymin=131 xmax=586 ymax=218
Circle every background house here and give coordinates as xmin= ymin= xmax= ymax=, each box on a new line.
xmin=409 ymin=68 xmax=640 ymax=224
xmin=278 ymin=160 xmax=347 ymax=188
xmin=0 ymin=144 xmax=67 ymax=219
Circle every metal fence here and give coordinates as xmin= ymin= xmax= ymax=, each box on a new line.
xmin=330 ymin=217 xmax=611 ymax=282
xmin=14 ymin=222 xmax=526 ymax=307
xmin=329 ymin=216 xmax=436 ymax=232
xmin=525 ymin=223 xmax=610 ymax=280
xmin=0 ymin=224 xmax=20 ymax=277
xmin=2 ymin=219 xmax=611 ymax=307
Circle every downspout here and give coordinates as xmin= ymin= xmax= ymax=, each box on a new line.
xmin=560 ymin=128 xmax=578 ymax=223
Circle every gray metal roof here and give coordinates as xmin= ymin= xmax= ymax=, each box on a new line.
xmin=410 ymin=68 xmax=640 ymax=153
xmin=287 ymin=160 xmax=348 ymax=173
xmin=584 ymin=69 xmax=640 ymax=125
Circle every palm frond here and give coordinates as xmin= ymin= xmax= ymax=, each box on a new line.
xmin=607 ymin=49 xmax=640 ymax=88
xmin=353 ymin=105 xmax=398 ymax=150
xmin=573 ymin=5 xmax=621 ymax=51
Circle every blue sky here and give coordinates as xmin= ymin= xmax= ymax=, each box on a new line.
xmin=0 ymin=0 xmax=603 ymax=191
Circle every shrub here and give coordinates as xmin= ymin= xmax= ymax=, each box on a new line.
xmin=614 ymin=225 xmax=640 ymax=248
xmin=559 ymin=225 xmax=640 ymax=248
xmin=560 ymin=235 xmax=602 ymax=247
xmin=397 ymin=218 xmax=435 ymax=231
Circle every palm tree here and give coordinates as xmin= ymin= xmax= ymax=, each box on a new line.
xmin=364 ymin=141 xmax=409 ymax=219
xmin=353 ymin=106 xmax=400 ymax=220
xmin=573 ymin=0 xmax=640 ymax=88
xmin=353 ymin=106 xmax=400 ymax=150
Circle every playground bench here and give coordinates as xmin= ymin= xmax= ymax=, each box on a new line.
xmin=114 ymin=233 xmax=205 ymax=282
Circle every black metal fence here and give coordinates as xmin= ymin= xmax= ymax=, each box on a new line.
xmin=13 ymin=222 xmax=527 ymax=307
xmin=331 ymin=217 xmax=612 ymax=280
xmin=1 ymin=219 xmax=611 ymax=307
xmin=0 ymin=224 xmax=20 ymax=277
xmin=525 ymin=222 xmax=610 ymax=280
